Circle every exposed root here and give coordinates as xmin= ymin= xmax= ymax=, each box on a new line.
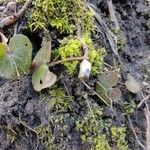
xmin=145 ymin=102 xmax=150 ymax=150
xmin=0 ymin=0 xmax=33 ymax=28
xmin=49 ymin=57 xmax=85 ymax=67
xmin=128 ymin=116 xmax=146 ymax=149
xmin=137 ymin=94 xmax=150 ymax=109
xmin=18 ymin=114 xmax=39 ymax=150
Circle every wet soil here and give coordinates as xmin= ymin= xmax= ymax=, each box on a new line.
xmin=0 ymin=0 xmax=150 ymax=150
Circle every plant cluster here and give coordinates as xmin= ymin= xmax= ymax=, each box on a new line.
xmin=47 ymin=86 xmax=72 ymax=112
xmin=35 ymin=126 xmax=57 ymax=150
xmin=29 ymin=0 xmax=93 ymax=33
xmin=76 ymin=106 xmax=111 ymax=150
xmin=111 ymin=127 xmax=129 ymax=150
xmin=57 ymin=33 xmax=105 ymax=75
xmin=0 ymin=0 xmax=105 ymax=91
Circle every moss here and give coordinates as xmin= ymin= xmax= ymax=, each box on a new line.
xmin=76 ymin=106 xmax=111 ymax=150
xmin=35 ymin=126 xmax=57 ymax=150
xmin=123 ymin=100 xmax=136 ymax=115
xmin=117 ymin=38 xmax=125 ymax=49
xmin=28 ymin=0 xmax=105 ymax=76
xmin=47 ymin=86 xmax=72 ymax=112
xmin=82 ymin=33 xmax=105 ymax=75
xmin=58 ymin=36 xmax=82 ymax=74
xmin=0 ymin=125 xmax=17 ymax=144
xmin=29 ymin=0 xmax=93 ymax=33
xmin=111 ymin=127 xmax=129 ymax=150
xmin=56 ymin=33 xmax=105 ymax=75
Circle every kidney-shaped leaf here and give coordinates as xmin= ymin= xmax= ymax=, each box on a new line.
xmin=32 ymin=64 xmax=57 ymax=91
xmin=0 ymin=34 xmax=32 ymax=78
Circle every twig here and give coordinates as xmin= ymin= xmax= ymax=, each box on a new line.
xmin=76 ymin=21 xmax=89 ymax=59
xmin=49 ymin=56 xmax=85 ymax=67
xmin=127 ymin=116 xmax=146 ymax=149
xmin=148 ymin=0 xmax=150 ymax=9
xmin=0 ymin=0 xmax=33 ymax=28
xmin=145 ymin=102 xmax=150 ymax=150
xmin=106 ymin=0 xmax=120 ymax=30
xmin=137 ymin=94 xmax=150 ymax=109
xmin=17 ymin=0 xmax=33 ymax=18
xmin=86 ymin=3 xmax=119 ymax=57
xmin=80 ymin=79 xmax=111 ymax=107
xmin=84 ymin=93 xmax=99 ymax=127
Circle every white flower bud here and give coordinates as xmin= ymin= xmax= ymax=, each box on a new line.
xmin=78 ymin=59 xmax=91 ymax=80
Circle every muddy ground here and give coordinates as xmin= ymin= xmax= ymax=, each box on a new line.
xmin=0 ymin=0 xmax=150 ymax=150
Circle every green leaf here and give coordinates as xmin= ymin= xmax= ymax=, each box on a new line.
xmin=0 ymin=34 xmax=32 ymax=78
xmin=32 ymin=35 xmax=51 ymax=69
xmin=96 ymin=82 xmax=112 ymax=106
xmin=32 ymin=64 xmax=57 ymax=91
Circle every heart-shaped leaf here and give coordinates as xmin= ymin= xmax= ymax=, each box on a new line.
xmin=32 ymin=35 xmax=51 ymax=69
xmin=0 ymin=34 xmax=32 ymax=78
xmin=32 ymin=64 xmax=57 ymax=91
xmin=125 ymin=73 xmax=140 ymax=93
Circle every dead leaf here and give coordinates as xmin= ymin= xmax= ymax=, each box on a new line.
xmin=98 ymin=70 xmax=119 ymax=90
xmin=103 ymin=71 xmax=119 ymax=87
xmin=107 ymin=87 xmax=122 ymax=102
xmin=32 ymin=35 xmax=51 ymax=69
xmin=78 ymin=59 xmax=91 ymax=80
xmin=32 ymin=64 xmax=57 ymax=91
xmin=125 ymin=73 xmax=140 ymax=93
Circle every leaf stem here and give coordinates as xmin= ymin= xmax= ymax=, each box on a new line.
xmin=49 ymin=57 xmax=85 ymax=67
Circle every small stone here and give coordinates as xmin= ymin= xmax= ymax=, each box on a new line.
xmin=25 ymin=102 xmax=34 ymax=114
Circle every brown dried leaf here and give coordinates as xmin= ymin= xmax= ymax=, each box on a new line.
xmin=103 ymin=70 xmax=119 ymax=87
xmin=107 ymin=88 xmax=122 ymax=102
